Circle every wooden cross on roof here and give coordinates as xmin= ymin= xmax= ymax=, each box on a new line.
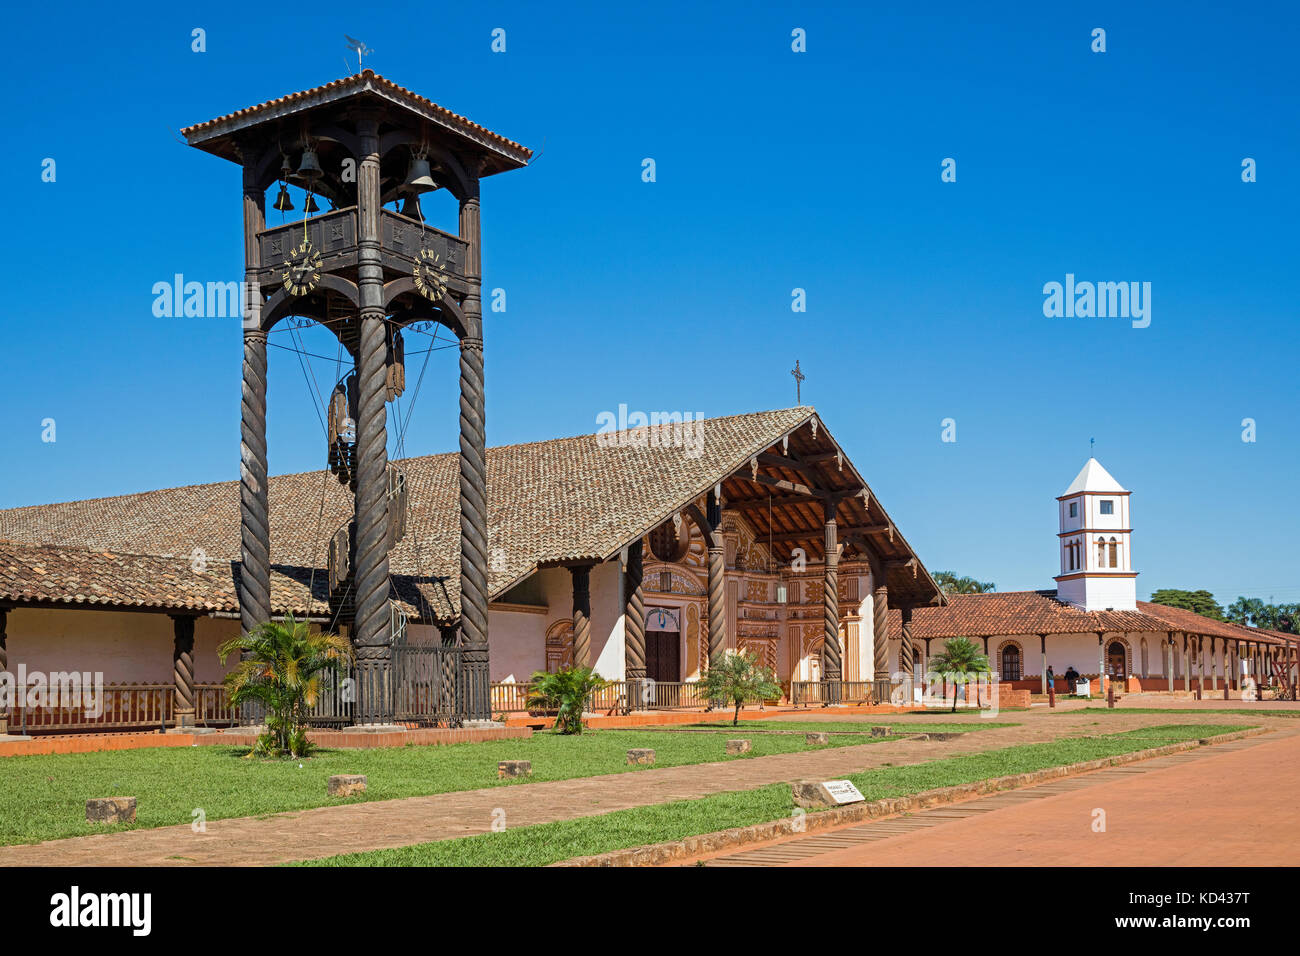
xmin=791 ymin=360 xmax=805 ymax=404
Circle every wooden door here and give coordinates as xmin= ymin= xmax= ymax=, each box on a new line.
xmin=646 ymin=631 xmax=680 ymax=683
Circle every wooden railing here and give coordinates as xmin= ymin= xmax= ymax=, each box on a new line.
xmin=791 ymin=680 xmax=894 ymax=708
xmin=9 ymin=682 xmax=172 ymax=733
xmin=489 ymin=679 xmax=720 ymax=716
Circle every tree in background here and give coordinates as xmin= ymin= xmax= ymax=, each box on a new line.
xmin=933 ymin=571 xmax=996 ymax=594
xmin=1226 ymin=597 xmax=1300 ymax=634
xmin=1148 ymin=588 xmax=1225 ymax=620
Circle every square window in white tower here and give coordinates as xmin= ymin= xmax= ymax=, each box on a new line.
xmin=1099 ymin=500 xmax=1114 ymax=515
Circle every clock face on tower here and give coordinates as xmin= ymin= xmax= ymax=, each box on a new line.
xmin=413 ymin=247 xmax=449 ymax=302
xmin=282 ymin=240 xmax=323 ymax=296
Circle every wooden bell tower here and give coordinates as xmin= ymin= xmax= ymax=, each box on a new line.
xmin=183 ymin=72 xmax=530 ymax=722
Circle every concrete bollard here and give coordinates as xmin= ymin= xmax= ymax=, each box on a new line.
xmin=327 ymin=774 xmax=367 ymax=797
xmin=725 ymin=739 xmax=752 ymax=755
xmin=805 ymin=733 xmax=830 ymax=746
xmin=498 ymin=760 xmax=532 ymax=778
xmin=86 ymin=797 xmax=136 ymax=824
xmin=626 ymin=748 xmax=656 ymax=765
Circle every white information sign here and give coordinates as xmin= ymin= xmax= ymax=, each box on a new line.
xmin=822 ymin=780 xmax=865 ymax=805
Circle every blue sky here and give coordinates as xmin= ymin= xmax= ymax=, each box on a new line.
xmin=1 ymin=1 xmax=1296 ymax=606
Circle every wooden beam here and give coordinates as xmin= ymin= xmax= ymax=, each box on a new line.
xmin=768 ymin=523 xmax=887 ymax=544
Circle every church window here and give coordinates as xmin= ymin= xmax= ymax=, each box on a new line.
xmin=1001 ymin=645 xmax=1022 ymax=681
xmin=1097 ymin=538 xmax=1106 ymax=566
xmin=1068 ymin=502 xmax=1077 ymax=518
xmin=1100 ymin=500 xmax=1114 ymax=515
xmin=1108 ymin=537 xmax=1119 ymax=567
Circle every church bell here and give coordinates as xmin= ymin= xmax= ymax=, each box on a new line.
xmin=272 ymin=184 xmax=294 ymax=212
xmin=297 ymin=147 xmax=323 ymax=181
xmin=403 ymin=156 xmax=436 ymax=193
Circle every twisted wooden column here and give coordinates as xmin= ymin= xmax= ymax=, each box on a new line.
xmin=705 ymin=490 xmax=727 ymax=667
xmin=239 ymin=329 xmax=272 ymax=637
xmin=1182 ymin=634 xmax=1190 ymax=692
xmin=899 ymin=606 xmax=914 ymax=680
xmin=171 ymin=615 xmax=196 ymax=727
xmin=458 ymin=180 xmax=490 ymax=721
xmin=571 ymin=566 xmax=592 ymax=667
xmin=872 ymin=582 xmax=890 ymax=679
xmin=1167 ymin=635 xmax=1174 ymax=693
xmin=351 ymin=115 xmax=393 ymax=723
xmin=821 ymin=515 xmax=841 ymax=681
xmin=624 ymin=541 xmax=646 ymax=680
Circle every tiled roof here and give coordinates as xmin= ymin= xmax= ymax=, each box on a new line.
xmin=1136 ymin=601 xmax=1289 ymax=646
xmin=887 ymin=589 xmax=1290 ymax=646
xmin=181 ymin=70 xmax=531 ymax=164
xmin=3 ymin=408 xmax=940 ymax=622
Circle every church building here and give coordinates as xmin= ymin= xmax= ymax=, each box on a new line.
xmin=892 ymin=458 xmax=1289 ymax=695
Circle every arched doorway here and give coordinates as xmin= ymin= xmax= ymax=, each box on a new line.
xmin=1107 ymin=641 xmax=1127 ymax=680
xmin=1001 ymin=644 xmax=1022 ymax=681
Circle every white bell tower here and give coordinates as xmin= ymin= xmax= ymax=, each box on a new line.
xmin=1054 ymin=458 xmax=1137 ymax=611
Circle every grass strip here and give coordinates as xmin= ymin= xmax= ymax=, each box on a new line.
xmin=0 ymin=727 xmax=879 ymax=846
xmin=291 ymin=723 xmax=1243 ymax=867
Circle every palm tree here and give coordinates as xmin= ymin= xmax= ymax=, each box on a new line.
xmin=926 ymin=636 xmax=992 ymax=712
xmin=526 ymin=666 xmax=608 ymax=734
xmin=218 ymin=615 xmax=352 ymax=757
xmin=933 ymin=571 xmax=996 ymax=595
xmin=697 ymin=652 xmax=782 ymax=726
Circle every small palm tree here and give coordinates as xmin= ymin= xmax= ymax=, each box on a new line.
xmin=526 ymin=666 xmax=608 ymax=735
xmin=218 ymin=615 xmax=352 ymax=757
xmin=698 ymin=651 xmax=782 ymax=726
xmin=926 ymin=636 xmax=992 ymax=712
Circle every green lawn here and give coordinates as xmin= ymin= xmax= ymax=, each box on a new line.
xmin=0 ymin=728 xmax=881 ymax=846
xmin=294 ymin=723 xmax=1245 ymax=867
xmin=1052 ymin=707 xmax=1300 ymax=718
xmin=657 ymin=720 xmax=1017 ymax=734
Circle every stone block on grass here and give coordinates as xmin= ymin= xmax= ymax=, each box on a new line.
xmin=871 ymin=726 xmax=891 ymax=737
xmin=86 ymin=797 xmax=136 ymax=824
xmin=626 ymin=748 xmax=656 ymax=765
xmin=725 ymin=739 xmax=752 ymax=755
xmin=327 ymin=774 xmax=367 ymax=797
xmin=805 ymin=732 xmax=830 ymax=745
xmin=498 ymin=760 xmax=532 ymax=778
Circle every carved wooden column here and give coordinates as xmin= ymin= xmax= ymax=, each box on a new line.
xmin=171 ymin=615 xmax=197 ymax=728
xmin=1096 ymin=633 xmax=1105 ymax=692
xmin=1040 ymin=634 xmax=1048 ymax=695
xmin=871 ymin=561 xmax=890 ymax=681
xmin=1182 ymin=633 xmax=1190 ymax=692
xmin=351 ymin=113 xmax=394 ymax=723
xmin=1209 ymin=637 xmax=1218 ymax=691
xmin=0 ymin=606 xmax=8 ymax=734
xmin=1170 ymin=634 xmax=1180 ymax=697
xmin=821 ymin=501 xmax=841 ymax=685
xmin=457 ymin=169 xmax=491 ymax=720
xmin=624 ymin=541 xmax=646 ymax=681
xmin=1197 ymin=635 xmax=1206 ymax=696
xmin=706 ymin=490 xmax=727 ymax=667
xmin=238 ymin=158 xmax=271 ymax=645
xmin=899 ymin=606 xmax=914 ymax=682
xmin=571 ymin=565 xmax=592 ymax=668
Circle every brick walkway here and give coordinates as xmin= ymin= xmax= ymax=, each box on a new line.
xmin=687 ymin=726 xmax=1300 ymax=867
xmin=0 ymin=708 xmax=1287 ymax=866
